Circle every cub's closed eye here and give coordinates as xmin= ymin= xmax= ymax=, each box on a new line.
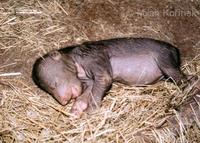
xmin=49 ymin=86 xmax=56 ymax=91
xmin=54 ymin=82 xmax=58 ymax=87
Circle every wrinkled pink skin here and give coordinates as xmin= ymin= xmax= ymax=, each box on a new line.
xmin=70 ymin=54 xmax=164 ymax=117
xmin=34 ymin=38 xmax=199 ymax=118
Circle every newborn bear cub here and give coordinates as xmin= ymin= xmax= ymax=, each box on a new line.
xmin=33 ymin=38 xmax=190 ymax=117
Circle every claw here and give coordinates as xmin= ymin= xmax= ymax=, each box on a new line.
xmin=70 ymin=100 xmax=88 ymax=118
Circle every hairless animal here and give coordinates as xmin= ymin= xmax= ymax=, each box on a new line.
xmin=32 ymin=38 xmax=198 ymax=118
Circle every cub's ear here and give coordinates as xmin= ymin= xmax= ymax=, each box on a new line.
xmin=49 ymin=51 xmax=62 ymax=61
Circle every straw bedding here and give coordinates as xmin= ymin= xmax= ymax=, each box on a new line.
xmin=1 ymin=0 xmax=200 ymax=142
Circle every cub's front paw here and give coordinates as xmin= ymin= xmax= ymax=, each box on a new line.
xmin=70 ymin=100 xmax=88 ymax=118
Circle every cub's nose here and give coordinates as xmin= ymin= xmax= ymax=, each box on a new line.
xmin=52 ymin=85 xmax=72 ymax=105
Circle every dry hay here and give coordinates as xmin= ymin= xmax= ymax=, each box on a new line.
xmin=1 ymin=0 xmax=200 ymax=142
